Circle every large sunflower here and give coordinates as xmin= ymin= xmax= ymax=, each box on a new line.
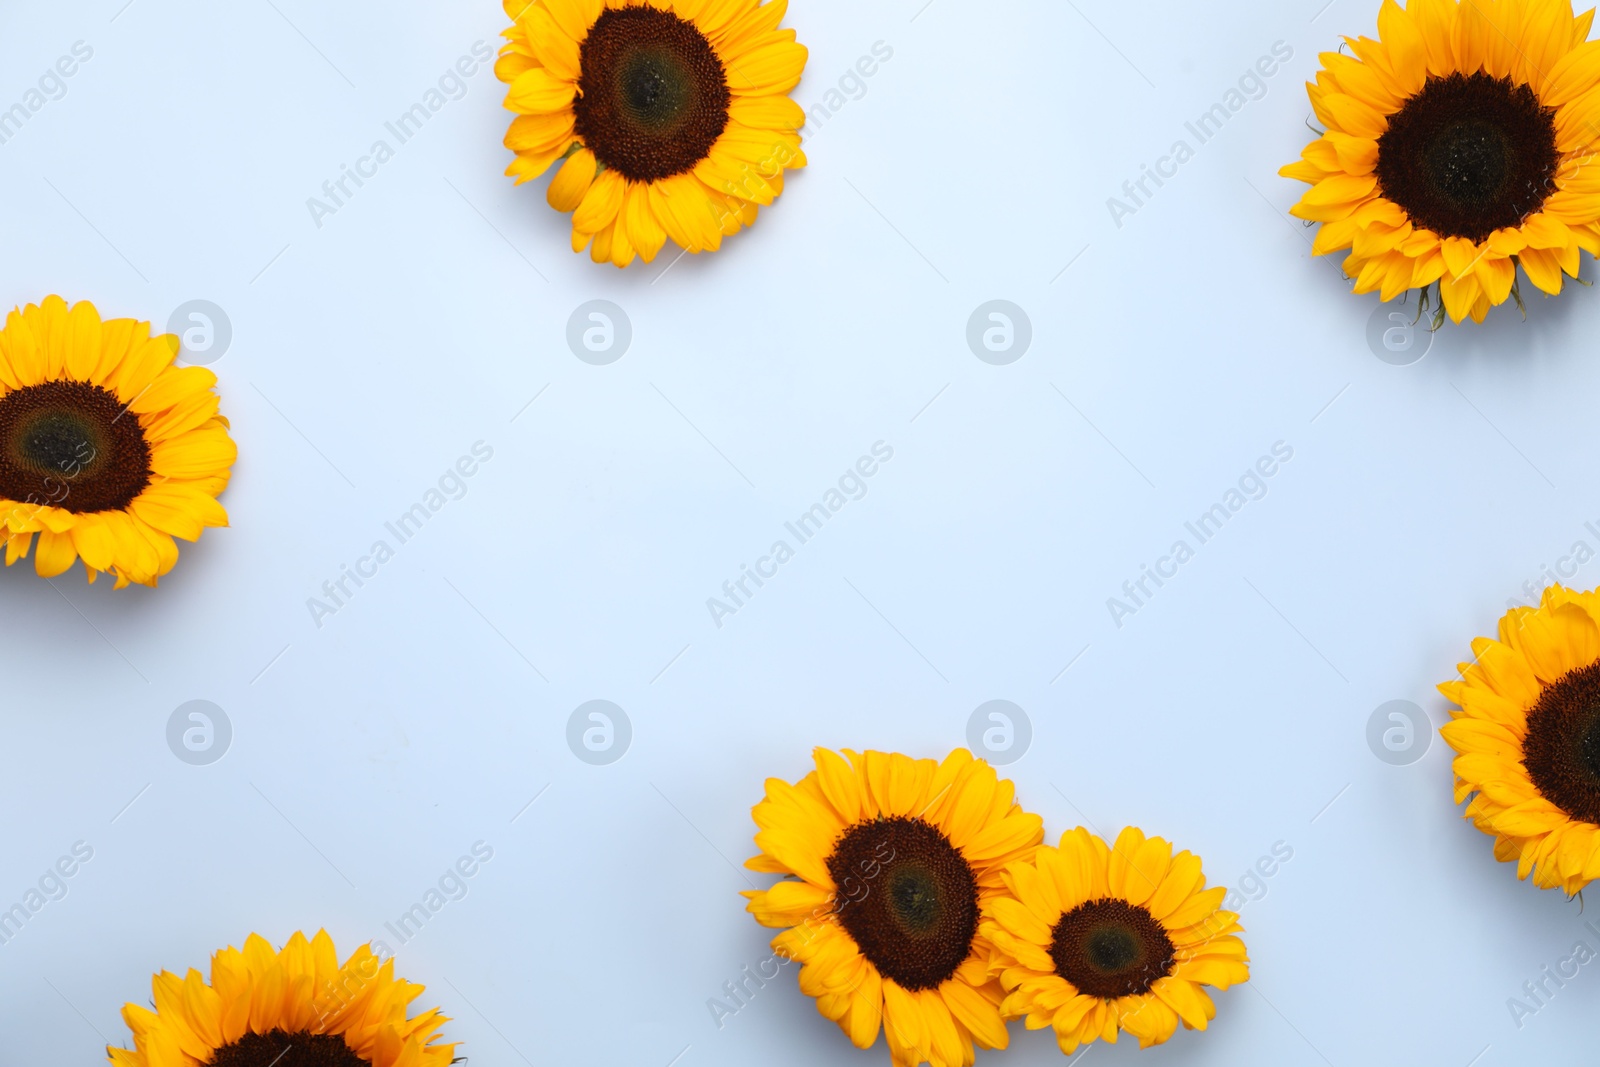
xmin=744 ymin=748 xmax=1044 ymax=1067
xmin=1439 ymin=584 xmax=1600 ymax=894
xmin=108 ymin=931 xmax=455 ymax=1067
xmin=0 ymin=296 xmax=234 ymax=588
xmin=495 ymin=0 xmax=807 ymax=267
xmin=1280 ymin=0 xmax=1600 ymax=323
xmin=983 ymin=827 xmax=1248 ymax=1056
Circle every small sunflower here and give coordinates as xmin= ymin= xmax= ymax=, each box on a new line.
xmin=1280 ymin=0 xmax=1600 ymax=323
xmin=108 ymin=931 xmax=455 ymax=1067
xmin=744 ymin=748 xmax=1044 ymax=1067
xmin=495 ymin=0 xmax=808 ymax=267
xmin=0 ymin=296 xmax=234 ymax=588
xmin=983 ymin=827 xmax=1248 ymax=1056
xmin=1439 ymin=584 xmax=1600 ymax=894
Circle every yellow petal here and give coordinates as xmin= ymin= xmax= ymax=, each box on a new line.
xmin=543 ymin=0 xmax=603 ymax=42
xmin=1519 ymin=246 xmax=1566 ymax=294
xmin=728 ymin=95 xmax=805 ymax=130
xmin=64 ymin=299 xmax=103 ymax=381
xmin=572 ymin=168 xmax=626 ymax=234
xmin=34 ymin=527 xmax=77 ymax=578
xmin=70 ymin=518 xmax=118 ymax=572
xmin=130 ymin=365 xmax=217 ymax=414
xmin=507 ymin=145 xmax=567 ymax=184
xmin=521 ymin=3 xmax=581 ymax=81
xmin=726 ymin=37 xmax=808 ymax=95
xmin=506 ymin=66 xmax=576 ymax=113
xmin=505 ymin=111 xmax=576 ymax=153
xmin=547 ymin=148 xmax=596 ymax=212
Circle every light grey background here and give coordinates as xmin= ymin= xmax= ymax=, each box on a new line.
xmin=0 ymin=0 xmax=1595 ymax=1064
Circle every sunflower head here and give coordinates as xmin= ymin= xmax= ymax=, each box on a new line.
xmin=495 ymin=0 xmax=808 ymax=267
xmin=982 ymin=827 xmax=1248 ymax=1056
xmin=744 ymin=748 xmax=1044 ymax=1067
xmin=1280 ymin=0 xmax=1600 ymax=323
xmin=1440 ymin=583 xmax=1600 ymax=893
xmin=108 ymin=931 xmax=455 ymax=1067
xmin=0 ymin=296 xmax=234 ymax=588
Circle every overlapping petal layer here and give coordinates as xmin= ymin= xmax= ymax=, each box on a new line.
xmin=107 ymin=931 xmax=455 ymax=1067
xmin=1281 ymin=0 xmax=1600 ymax=322
xmin=497 ymin=0 xmax=807 ymax=266
xmin=982 ymin=827 xmax=1248 ymax=1056
xmin=1439 ymin=584 xmax=1600 ymax=893
xmin=0 ymin=296 xmax=233 ymax=588
xmin=745 ymin=749 xmax=1044 ymax=1067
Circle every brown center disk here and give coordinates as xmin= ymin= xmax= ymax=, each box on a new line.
xmin=207 ymin=1031 xmax=367 ymax=1067
xmin=1375 ymin=71 xmax=1560 ymax=242
xmin=826 ymin=816 xmax=979 ymax=991
xmin=1050 ymin=897 xmax=1175 ymax=998
xmin=0 ymin=380 xmax=151 ymax=513
xmin=1523 ymin=660 xmax=1600 ymax=824
xmin=572 ymin=5 xmax=730 ymax=183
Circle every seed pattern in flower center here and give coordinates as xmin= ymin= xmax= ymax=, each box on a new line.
xmin=1523 ymin=660 xmax=1600 ymax=825
xmin=573 ymin=6 xmax=731 ymax=183
xmin=207 ymin=1030 xmax=369 ymax=1067
xmin=1376 ymin=71 xmax=1560 ymax=242
xmin=0 ymin=380 xmax=151 ymax=514
xmin=1049 ymin=897 xmax=1176 ymax=998
xmin=827 ymin=816 xmax=979 ymax=991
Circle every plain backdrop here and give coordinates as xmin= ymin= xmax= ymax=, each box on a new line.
xmin=1 ymin=0 xmax=1597 ymax=1064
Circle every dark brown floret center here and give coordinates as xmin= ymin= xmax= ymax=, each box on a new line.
xmin=1050 ymin=897 xmax=1175 ymax=998
xmin=1375 ymin=71 xmax=1560 ymax=242
xmin=0 ymin=380 xmax=150 ymax=514
xmin=1523 ymin=660 xmax=1600 ymax=823
xmin=573 ymin=6 xmax=730 ymax=183
xmin=826 ymin=816 xmax=979 ymax=991
xmin=207 ymin=1030 xmax=368 ymax=1067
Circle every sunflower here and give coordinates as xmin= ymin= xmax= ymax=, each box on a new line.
xmin=108 ymin=931 xmax=455 ymax=1067
xmin=1280 ymin=0 xmax=1600 ymax=323
xmin=744 ymin=748 xmax=1044 ymax=1067
xmin=1437 ymin=584 xmax=1600 ymax=894
xmin=0 ymin=296 xmax=234 ymax=588
xmin=495 ymin=0 xmax=808 ymax=267
xmin=982 ymin=827 xmax=1248 ymax=1056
